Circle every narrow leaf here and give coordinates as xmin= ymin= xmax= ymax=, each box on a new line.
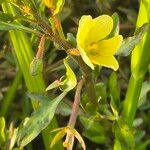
xmin=109 ymin=13 xmax=119 ymax=37
xmin=0 ymin=117 xmax=6 ymax=145
xmin=0 ymin=21 xmax=41 ymax=35
xmin=108 ymin=72 xmax=120 ymax=107
xmin=17 ymin=92 xmax=67 ymax=147
xmin=113 ymin=139 xmax=122 ymax=150
xmin=0 ymin=12 xmax=13 ymax=22
xmin=116 ymin=23 xmax=148 ymax=56
xmin=27 ymin=93 xmax=51 ymax=103
xmin=119 ymin=120 xmax=135 ymax=148
xmin=138 ymin=81 xmax=150 ymax=107
xmin=30 ymin=58 xmax=43 ymax=76
xmin=50 ymin=129 xmax=66 ymax=148
xmin=0 ymin=0 xmax=8 ymax=4
xmin=67 ymin=33 xmax=77 ymax=47
xmin=110 ymin=100 xmax=118 ymax=117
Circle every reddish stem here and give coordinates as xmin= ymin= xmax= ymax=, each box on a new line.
xmin=36 ymin=35 xmax=46 ymax=59
xmin=68 ymin=79 xmax=84 ymax=127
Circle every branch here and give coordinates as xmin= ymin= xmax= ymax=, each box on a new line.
xmin=68 ymin=79 xmax=84 ymax=127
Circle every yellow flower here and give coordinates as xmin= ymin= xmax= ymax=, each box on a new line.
xmin=43 ymin=0 xmax=54 ymax=8
xmin=77 ymin=15 xmax=123 ymax=71
xmin=43 ymin=0 xmax=64 ymax=15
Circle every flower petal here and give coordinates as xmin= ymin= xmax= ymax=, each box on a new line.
xmin=77 ymin=15 xmax=92 ymax=48
xmin=90 ymin=55 xmax=119 ymax=71
xmin=78 ymin=46 xmax=94 ymax=70
xmin=95 ymin=35 xmax=123 ymax=56
xmin=87 ymin=15 xmax=113 ymax=44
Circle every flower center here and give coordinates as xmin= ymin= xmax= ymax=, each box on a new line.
xmin=86 ymin=43 xmax=99 ymax=56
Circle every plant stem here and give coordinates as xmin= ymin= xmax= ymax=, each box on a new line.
xmin=121 ymin=0 xmax=150 ymax=127
xmin=68 ymin=79 xmax=84 ymax=127
xmin=50 ymin=8 xmax=65 ymax=39
xmin=36 ymin=34 xmax=46 ymax=59
xmin=121 ymin=75 xmax=144 ymax=126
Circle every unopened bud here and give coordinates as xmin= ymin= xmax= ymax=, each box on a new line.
xmin=30 ymin=58 xmax=43 ymax=76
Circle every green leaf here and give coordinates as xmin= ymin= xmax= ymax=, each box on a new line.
xmin=109 ymin=13 xmax=119 ymax=37
xmin=136 ymin=139 xmax=150 ymax=150
xmin=116 ymin=23 xmax=148 ymax=56
xmin=120 ymin=124 xmax=135 ymax=148
xmin=113 ymin=118 xmax=135 ymax=149
xmin=82 ymin=130 xmax=106 ymax=144
xmin=0 ymin=117 xmax=6 ymax=145
xmin=60 ymin=58 xmax=77 ymax=91
xmin=138 ymin=81 xmax=150 ymax=107
xmin=28 ymin=93 xmax=72 ymax=116
xmin=117 ymin=119 xmax=135 ymax=148
xmin=85 ymin=103 xmax=97 ymax=115
xmin=79 ymin=116 xmax=106 ymax=144
xmin=108 ymin=72 xmax=120 ymax=109
xmin=0 ymin=0 xmax=8 ymax=4
xmin=17 ymin=92 xmax=67 ymax=147
xmin=58 ymin=7 xmax=71 ymax=22
xmin=67 ymin=33 xmax=77 ymax=47
xmin=113 ymin=139 xmax=122 ymax=150
xmin=135 ymin=130 xmax=145 ymax=143
xmin=9 ymin=127 xmax=18 ymax=150
xmin=30 ymin=58 xmax=43 ymax=76
xmin=133 ymin=118 xmax=143 ymax=127
xmin=0 ymin=21 xmax=41 ymax=35
xmin=46 ymin=57 xmax=77 ymax=92
xmin=79 ymin=116 xmax=104 ymax=132
xmin=54 ymin=0 xmax=65 ymax=15
xmin=27 ymin=93 xmax=50 ymax=103
xmin=0 ymin=12 xmax=13 ymax=22
xmin=56 ymin=101 xmax=72 ymax=116
xmin=110 ymin=100 xmax=118 ymax=117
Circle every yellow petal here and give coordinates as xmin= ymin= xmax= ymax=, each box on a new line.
xmin=43 ymin=0 xmax=53 ymax=8
xmin=90 ymin=55 xmax=119 ymax=71
xmin=77 ymin=15 xmax=92 ymax=48
xmin=87 ymin=15 xmax=113 ymax=44
xmin=78 ymin=46 xmax=94 ymax=70
xmin=93 ymin=35 xmax=123 ymax=56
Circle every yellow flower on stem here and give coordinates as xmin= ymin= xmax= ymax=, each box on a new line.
xmin=77 ymin=15 xmax=123 ymax=71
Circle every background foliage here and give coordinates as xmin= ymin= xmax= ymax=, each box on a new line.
xmin=0 ymin=0 xmax=150 ymax=149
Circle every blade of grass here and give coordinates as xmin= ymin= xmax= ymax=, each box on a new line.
xmin=0 ymin=70 xmax=22 ymax=117
xmin=122 ymin=0 xmax=150 ymax=126
xmin=2 ymin=3 xmax=63 ymax=150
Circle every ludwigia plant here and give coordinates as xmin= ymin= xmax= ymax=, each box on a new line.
xmin=0 ymin=0 xmax=150 ymax=149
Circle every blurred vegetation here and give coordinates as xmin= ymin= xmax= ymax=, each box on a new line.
xmin=0 ymin=0 xmax=150 ymax=150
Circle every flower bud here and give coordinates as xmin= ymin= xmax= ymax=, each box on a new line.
xmin=43 ymin=0 xmax=65 ymax=15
